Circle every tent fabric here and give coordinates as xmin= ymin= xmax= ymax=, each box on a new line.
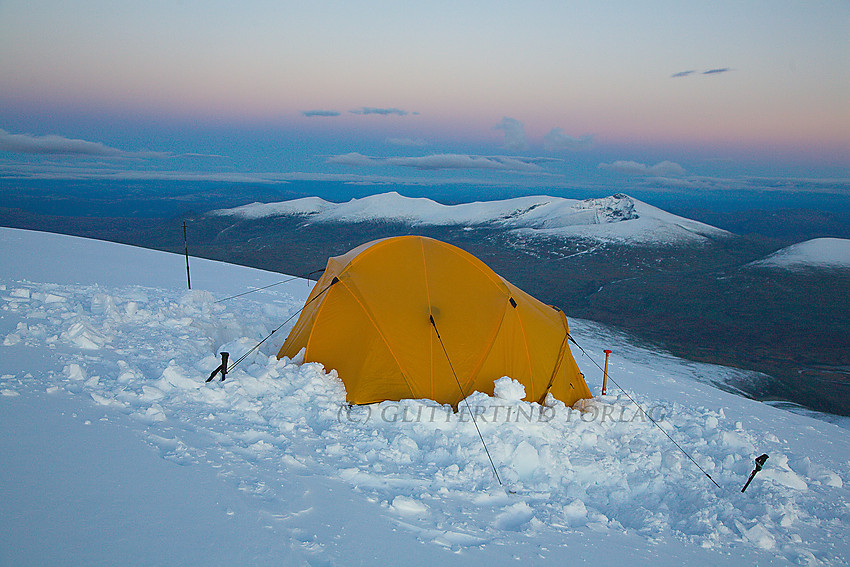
xmin=278 ymin=236 xmax=592 ymax=407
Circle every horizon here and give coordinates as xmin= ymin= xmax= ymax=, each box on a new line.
xmin=0 ymin=1 xmax=848 ymax=199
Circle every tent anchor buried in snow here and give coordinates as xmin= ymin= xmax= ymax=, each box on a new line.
xmin=277 ymin=235 xmax=592 ymax=408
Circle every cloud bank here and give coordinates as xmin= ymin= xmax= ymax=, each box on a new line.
xmin=302 ymin=110 xmax=342 ymax=117
xmin=0 ymin=129 xmax=221 ymax=161
xmin=350 ymin=107 xmax=410 ymax=116
xmin=327 ymin=152 xmax=556 ymax=172
xmin=671 ymin=68 xmax=732 ymax=78
xmin=599 ymin=160 xmax=687 ymax=177
xmin=494 ymin=117 xmax=529 ymax=151
xmin=303 ymin=107 xmax=416 ymax=117
xmin=0 ymin=128 xmax=137 ymax=157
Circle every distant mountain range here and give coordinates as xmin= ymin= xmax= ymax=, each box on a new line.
xmin=214 ymin=192 xmax=850 ymax=269
xmin=213 ymin=192 xmax=729 ymax=246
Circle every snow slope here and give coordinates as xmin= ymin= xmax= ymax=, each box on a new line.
xmin=214 ymin=192 xmax=728 ymax=245
xmin=1 ymin=228 xmax=849 ymax=566
xmin=752 ymin=238 xmax=850 ymax=270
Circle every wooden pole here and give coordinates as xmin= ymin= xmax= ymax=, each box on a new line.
xmin=183 ymin=221 xmax=191 ymax=290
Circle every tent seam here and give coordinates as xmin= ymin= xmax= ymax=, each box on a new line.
xmin=428 ymin=240 xmax=512 ymax=402
xmin=425 ymin=240 xmax=510 ymax=404
xmin=434 ymin=240 xmax=511 ymax=296
xmin=300 ymin=273 xmax=338 ymax=358
xmin=512 ymin=303 xmax=536 ymax=402
xmin=540 ymin=309 xmax=571 ymax=403
xmin=337 ymin=276 xmax=419 ymax=400
xmin=460 ymin=299 xmax=511 ymax=400
xmin=420 ymin=237 xmax=436 ymax=401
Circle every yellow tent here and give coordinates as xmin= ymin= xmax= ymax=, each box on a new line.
xmin=278 ymin=236 xmax=592 ymax=407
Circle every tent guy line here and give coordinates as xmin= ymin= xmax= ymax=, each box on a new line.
xmin=216 ymin=276 xmax=339 ymax=376
xmin=214 ymin=275 xmax=302 ymax=303
xmin=214 ymin=268 xmax=326 ymax=303
xmin=568 ymin=333 xmax=723 ymax=490
xmin=430 ymin=313 xmax=503 ymax=487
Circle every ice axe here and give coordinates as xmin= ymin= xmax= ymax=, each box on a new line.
xmin=741 ymin=454 xmax=769 ymax=493
xmin=602 ymin=349 xmax=612 ymax=395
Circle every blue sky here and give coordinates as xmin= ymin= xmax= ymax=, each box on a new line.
xmin=0 ymin=1 xmax=847 ymax=197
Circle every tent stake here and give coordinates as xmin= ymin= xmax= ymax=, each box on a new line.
xmin=602 ymin=349 xmax=612 ymax=395
xmin=206 ymin=352 xmax=229 ymax=382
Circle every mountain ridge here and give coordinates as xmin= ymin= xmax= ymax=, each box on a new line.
xmin=213 ymin=191 xmax=729 ymax=245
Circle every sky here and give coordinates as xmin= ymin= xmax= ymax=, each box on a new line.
xmin=0 ymin=1 xmax=848 ymax=198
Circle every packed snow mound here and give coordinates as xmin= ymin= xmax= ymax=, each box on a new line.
xmin=752 ymin=237 xmax=850 ymax=270
xmin=213 ymin=191 xmax=728 ymax=245
xmin=2 ymin=228 xmax=849 ymax=565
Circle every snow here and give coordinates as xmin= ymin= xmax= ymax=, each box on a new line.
xmin=213 ymin=191 xmax=729 ymax=245
xmin=2 ymin=227 xmax=849 ymax=566
xmin=752 ymin=238 xmax=850 ymax=270
xmin=493 ymin=375 xmax=526 ymax=401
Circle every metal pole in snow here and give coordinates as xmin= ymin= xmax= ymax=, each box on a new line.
xmin=602 ymin=349 xmax=612 ymax=395
xmin=183 ymin=221 xmax=191 ymax=290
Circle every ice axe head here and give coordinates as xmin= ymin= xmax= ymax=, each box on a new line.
xmin=741 ymin=453 xmax=769 ymax=493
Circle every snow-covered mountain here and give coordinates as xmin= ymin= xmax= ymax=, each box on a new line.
xmin=2 ymin=227 xmax=848 ymax=566
xmin=214 ymin=192 xmax=729 ymax=245
xmin=752 ymin=237 xmax=850 ymax=270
